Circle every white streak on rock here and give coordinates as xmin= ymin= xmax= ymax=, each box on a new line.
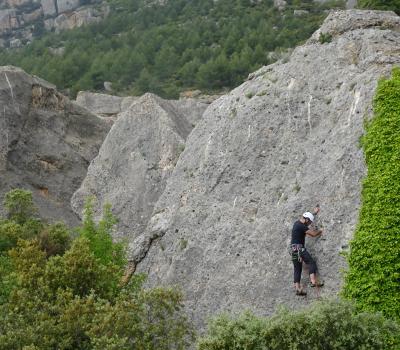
xmin=347 ymin=90 xmax=360 ymax=126
xmin=4 ymin=73 xmax=14 ymax=103
xmin=307 ymin=94 xmax=313 ymax=131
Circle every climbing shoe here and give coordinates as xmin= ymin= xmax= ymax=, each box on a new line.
xmin=310 ymin=281 xmax=324 ymax=288
xmin=295 ymin=289 xmax=307 ymax=296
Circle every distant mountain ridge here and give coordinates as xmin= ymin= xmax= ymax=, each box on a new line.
xmin=0 ymin=0 xmax=108 ymax=47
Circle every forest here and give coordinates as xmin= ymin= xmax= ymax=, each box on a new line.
xmin=0 ymin=0 xmax=345 ymax=98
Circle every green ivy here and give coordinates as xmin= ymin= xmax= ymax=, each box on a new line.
xmin=343 ymin=68 xmax=400 ymax=322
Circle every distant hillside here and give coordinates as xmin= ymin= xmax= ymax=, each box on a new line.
xmin=0 ymin=0 xmax=108 ymax=48
xmin=0 ymin=0 xmax=345 ymax=98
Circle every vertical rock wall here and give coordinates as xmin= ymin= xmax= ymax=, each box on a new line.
xmin=0 ymin=66 xmax=109 ymax=224
xmin=128 ymin=10 xmax=400 ymax=328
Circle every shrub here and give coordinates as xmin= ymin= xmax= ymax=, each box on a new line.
xmin=37 ymin=222 xmax=72 ymax=257
xmin=343 ymin=68 xmax=400 ymax=321
xmin=3 ymin=189 xmax=37 ymax=224
xmin=0 ymin=193 xmax=193 ymax=349
xmin=78 ymin=199 xmax=126 ymax=269
xmin=197 ymin=299 xmax=400 ymax=350
xmin=318 ymin=32 xmax=332 ymax=44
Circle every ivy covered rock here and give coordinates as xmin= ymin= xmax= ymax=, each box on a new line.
xmin=343 ymin=68 xmax=400 ymax=321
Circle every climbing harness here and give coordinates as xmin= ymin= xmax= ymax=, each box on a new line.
xmin=290 ymin=243 xmax=304 ymax=263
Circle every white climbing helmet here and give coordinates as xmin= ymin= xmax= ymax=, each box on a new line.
xmin=303 ymin=212 xmax=314 ymax=222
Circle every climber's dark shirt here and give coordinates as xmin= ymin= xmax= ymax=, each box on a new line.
xmin=291 ymin=220 xmax=308 ymax=246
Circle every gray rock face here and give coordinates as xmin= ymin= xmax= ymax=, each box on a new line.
xmin=0 ymin=66 xmax=109 ymax=225
xmin=0 ymin=0 xmax=109 ymax=47
xmin=56 ymin=0 xmax=80 ymax=14
xmin=273 ymin=0 xmax=287 ymax=10
xmin=125 ymin=10 xmax=400 ymax=328
xmin=71 ymin=93 xmax=208 ymax=241
xmin=41 ymin=0 xmax=57 ymax=16
xmin=51 ymin=6 xmax=104 ymax=32
xmin=0 ymin=9 xmax=19 ymax=34
xmin=75 ymin=91 xmax=137 ymax=118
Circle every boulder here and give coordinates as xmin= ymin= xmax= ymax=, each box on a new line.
xmin=56 ymin=0 xmax=80 ymax=14
xmin=273 ymin=0 xmax=287 ymax=11
xmin=22 ymin=7 xmax=43 ymax=23
xmin=126 ymin=10 xmax=400 ymax=328
xmin=0 ymin=66 xmax=110 ymax=225
xmin=52 ymin=7 xmax=103 ymax=32
xmin=9 ymin=38 xmax=22 ymax=47
xmin=0 ymin=9 xmax=20 ymax=34
xmin=71 ymin=93 xmax=208 ymax=241
xmin=75 ymin=91 xmax=134 ymax=117
xmin=40 ymin=0 xmax=57 ymax=16
xmin=6 ymin=0 xmax=32 ymax=8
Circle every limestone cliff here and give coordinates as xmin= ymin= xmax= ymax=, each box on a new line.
xmin=120 ymin=10 xmax=399 ymax=327
xmin=0 ymin=66 xmax=109 ymax=224
xmin=71 ymin=93 xmax=208 ymax=241
xmin=0 ymin=0 xmax=108 ymax=47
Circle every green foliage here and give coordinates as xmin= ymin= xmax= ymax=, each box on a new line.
xmin=3 ymin=189 xmax=37 ymax=224
xmin=343 ymin=68 xmax=400 ymax=321
xmin=0 ymin=255 xmax=14 ymax=304
xmin=0 ymin=240 xmax=192 ymax=349
xmin=318 ymin=32 xmax=332 ymax=44
xmin=197 ymin=299 xmax=400 ymax=350
xmin=0 ymin=190 xmax=41 ymax=304
xmin=358 ymin=0 xmax=400 ymax=14
xmin=0 ymin=189 xmax=193 ymax=349
xmin=0 ymin=0 xmax=344 ymax=98
xmin=79 ymin=198 xmax=126 ymax=269
xmin=37 ymin=222 xmax=72 ymax=257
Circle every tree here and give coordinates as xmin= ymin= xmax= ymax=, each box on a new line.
xmin=358 ymin=0 xmax=400 ymax=14
xmin=0 ymin=192 xmax=193 ymax=349
xmin=4 ymin=189 xmax=37 ymax=224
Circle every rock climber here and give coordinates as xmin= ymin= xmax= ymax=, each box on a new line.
xmin=290 ymin=206 xmax=323 ymax=296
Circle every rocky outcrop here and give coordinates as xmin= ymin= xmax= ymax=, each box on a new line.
xmin=71 ymin=93 xmax=208 ymax=241
xmin=44 ymin=5 xmax=105 ymax=32
xmin=41 ymin=0 xmax=57 ymax=16
xmin=0 ymin=66 xmax=110 ymax=225
xmin=118 ymin=10 xmax=399 ymax=328
xmin=56 ymin=0 xmax=80 ymax=14
xmin=0 ymin=0 xmax=108 ymax=47
xmin=75 ymin=91 xmax=137 ymax=119
xmin=0 ymin=9 xmax=20 ymax=34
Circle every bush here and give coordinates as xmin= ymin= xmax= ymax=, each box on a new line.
xmin=78 ymin=199 xmax=126 ymax=269
xmin=37 ymin=222 xmax=72 ymax=257
xmin=0 ymin=191 xmax=193 ymax=349
xmin=343 ymin=68 xmax=400 ymax=321
xmin=197 ymin=299 xmax=400 ymax=350
xmin=3 ymin=189 xmax=37 ymax=224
